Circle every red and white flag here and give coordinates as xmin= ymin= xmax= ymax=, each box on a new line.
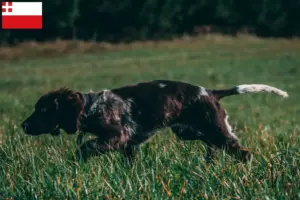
xmin=2 ymin=2 xmax=42 ymax=29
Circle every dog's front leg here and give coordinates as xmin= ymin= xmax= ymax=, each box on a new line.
xmin=121 ymin=145 xmax=137 ymax=167
xmin=76 ymin=131 xmax=85 ymax=146
xmin=75 ymin=138 xmax=115 ymax=162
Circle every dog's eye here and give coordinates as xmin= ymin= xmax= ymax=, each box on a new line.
xmin=41 ymin=108 xmax=48 ymax=112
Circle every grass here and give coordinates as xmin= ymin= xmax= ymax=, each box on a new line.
xmin=0 ymin=34 xmax=299 ymax=199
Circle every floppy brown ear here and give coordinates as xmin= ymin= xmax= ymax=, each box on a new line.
xmin=57 ymin=91 xmax=84 ymax=134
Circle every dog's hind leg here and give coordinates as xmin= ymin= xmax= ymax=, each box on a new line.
xmin=218 ymin=110 xmax=252 ymax=162
xmin=202 ymin=106 xmax=252 ymax=163
xmin=170 ymin=125 xmax=218 ymax=162
xmin=174 ymin=100 xmax=252 ymax=163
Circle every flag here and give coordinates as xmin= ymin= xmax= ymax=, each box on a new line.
xmin=2 ymin=2 xmax=42 ymax=29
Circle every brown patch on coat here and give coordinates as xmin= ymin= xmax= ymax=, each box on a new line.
xmin=163 ymin=96 xmax=183 ymax=125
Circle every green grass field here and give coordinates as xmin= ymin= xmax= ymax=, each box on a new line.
xmin=0 ymin=35 xmax=299 ymax=199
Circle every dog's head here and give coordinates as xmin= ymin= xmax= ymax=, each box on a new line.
xmin=21 ymin=88 xmax=85 ymax=136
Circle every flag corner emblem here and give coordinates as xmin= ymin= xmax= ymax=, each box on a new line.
xmin=2 ymin=2 xmax=43 ymax=29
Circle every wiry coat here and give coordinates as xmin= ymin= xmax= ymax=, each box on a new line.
xmin=21 ymin=80 xmax=288 ymax=163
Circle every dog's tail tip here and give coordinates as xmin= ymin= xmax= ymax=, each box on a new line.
xmin=281 ymin=91 xmax=289 ymax=98
xmin=236 ymin=84 xmax=289 ymax=98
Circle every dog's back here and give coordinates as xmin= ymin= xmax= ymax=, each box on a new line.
xmin=111 ymin=80 xmax=209 ymax=130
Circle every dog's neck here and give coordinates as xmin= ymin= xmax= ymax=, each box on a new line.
xmin=77 ymin=93 xmax=93 ymax=132
xmin=81 ymin=90 xmax=109 ymax=115
xmin=82 ymin=93 xmax=92 ymax=113
xmin=79 ymin=92 xmax=99 ymax=133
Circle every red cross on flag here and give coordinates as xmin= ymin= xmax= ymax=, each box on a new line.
xmin=2 ymin=2 xmax=42 ymax=29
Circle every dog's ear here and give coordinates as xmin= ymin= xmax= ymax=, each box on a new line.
xmin=57 ymin=91 xmax=84 ymax=134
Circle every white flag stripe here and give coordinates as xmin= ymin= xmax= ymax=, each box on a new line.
xmin=2 ymin=2 xmax=42 ymax=16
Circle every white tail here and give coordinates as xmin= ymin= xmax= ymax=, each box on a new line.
xmin=236 ymin=84 xmax=288 ymax=98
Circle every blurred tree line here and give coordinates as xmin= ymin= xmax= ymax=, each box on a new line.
xmin=1 ymin=0 xmax=300 ymax=45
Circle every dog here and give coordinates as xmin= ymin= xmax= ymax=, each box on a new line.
xmin=21 ymin=80 xmax=288 ymax=163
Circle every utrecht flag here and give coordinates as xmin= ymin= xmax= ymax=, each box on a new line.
xmin=2 ymin=2 xmax=42 ymax=29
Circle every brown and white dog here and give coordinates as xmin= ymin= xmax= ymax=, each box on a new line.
xmin=21 ymin=80 xmax=288 ymax=163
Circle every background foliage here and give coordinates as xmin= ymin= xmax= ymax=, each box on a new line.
xmin=1 ymin=0 xmax=300 ymax=44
